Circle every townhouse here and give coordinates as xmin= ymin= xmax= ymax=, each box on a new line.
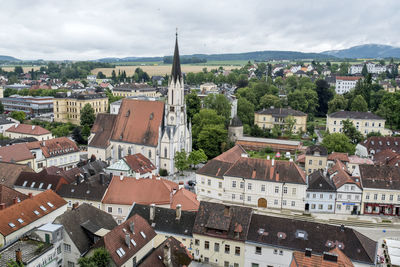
xmin=327 ymin=110 xmax=391 ymax=136
xmin=105 ymin=153 xmax=157 ymax=178
xmin=5 ymin=123 xmax=52 ymax=141
xmin=0 ymin=143 xmax=35 ymax=169
xmin=304 ymin=145 xmax=328 ymax=174
xmin=335 ymin=76 xmax=361 ymax=94
xmin=305 ymin=170 xmax=336 ymax=213
xmin=0 ymin=190 xmax=67 ymax=247
xmin=359 ymin=164 xmax=400 ymax=216
xmin=254 ymin=107 xmax=307 ymax=133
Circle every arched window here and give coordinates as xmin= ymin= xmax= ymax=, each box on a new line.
xmin=128 ymin=147 xmax=132 ymax=155
xmin=164 ymin=147 xmax=168 ymax=158
xmin=118 ymin=145 xmax=122 ymax=159
xmin=148 ymin=150 xmax=152 ymax=159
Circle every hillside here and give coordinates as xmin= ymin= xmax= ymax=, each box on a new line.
xmin=0 ymin=55 xmax=20 ymax=62
xmin=322 ymin=44 xmax=400 ymax=59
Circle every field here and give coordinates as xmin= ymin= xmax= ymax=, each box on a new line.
xmin=92 ymin=64 xmax=240 ymax=76
xmin=1 ymin=66 xmax=42 ymax=72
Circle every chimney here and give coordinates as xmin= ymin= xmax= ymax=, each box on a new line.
xmin=176 ymin=204 xmax=182 ymax=220
xmin=323 ymin=252 xmax=338 ymax=262
xmin=241 ymin=153 xmax=248 ymax=158
xmin=305 ymin=248 xmax=312 ymax=257
xmin=125 ymin=233 xmax=130 ymax=249
xmin=267 ymin=155 xmax=270 ymax=160
xmin=150 ymin=203 xmax=155 ymax=221
xmin=72 ymin=202 xmax=79 ymax=210
xmin=84 ymin=172 xmax=89 ymax=180
xmin=340 ymin=224 xmax=345 ymax=232
xmin=28 ymin=193 xmax=33 ymax=198
xmin=178 ymin=181 xmax=184 ymax=190
xmin=76 ymin=175 xmax=80 ymax=185
xmin=32 ymin=125 xmax=35 ymax=130
xmin=0 ymin=156 xmax=2 ymax=162
xmin=100 ymin=173 xmax=105 ymax=185
xmin=272 ymin=159 xmax=275 ymax=166
xmin=129 ymin=222 xmax=135 ymax=233
xmin=163 ymin=243 xmax=172 ymax=267
xmin=0 ymin=203 xmax=6 ymax=210
xmin=120 ymin=175 xmax=124 ymax=181
xmin=15 ymin=248 xmax=22 ymax=264
xmin=13 ymin=197 xmax=18 ymax=204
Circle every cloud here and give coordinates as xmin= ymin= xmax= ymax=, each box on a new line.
xmin=0 ymin=0 xmax=399 ymax=60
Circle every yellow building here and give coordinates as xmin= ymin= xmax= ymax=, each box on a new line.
xmin=112 ymin=83 xmax=160 ymax=98
xmin=0 ymin=86 xmax=3 ymax=98
xmin=53 ymin=92 xmax=108 ymax=125
xmin=305 ymin=145 xmax=328 ymax=174
xmin=327 ymin=110 xmax=392 ymax=136
xmin=254 ymin=107 xmax=307 ymax=133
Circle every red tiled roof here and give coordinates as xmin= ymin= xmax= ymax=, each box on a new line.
xmin=0 ymin=185 xmax=28 ymax=208
xmin=329 ymin=160 xmax=360 ymax=189
xmin=0 ymin=143 xmax=34 ymax=162
xmin=0 ymin=162 xmax=34 ymax=187
xmin=290 ymin=248 xmax=354 ymax=267
xmin=102 ymin=176 xmax=178 ymax=206
xmin=0 ymin=190 xmax=67 ymax=236
xmin=336 ymin=76 xmax=362 ymax=81
xmin=110 ymin=99 xmax=164 ymax=147
xmin=14 ymin=169 xmax=69 ymax=192
xmin=373 ymin=149 xmax=400 ymax=166
xmin=328 ymin=152 xmax=349 ymax=162
xmin=99 ymin=214 xmax=156 ymax=266
xmin=214 ymin=144 xmax=247 ymax=163
xmin=170 ymin=188 xmax=199 ymax=211
xmin=89 ymin=113 xmax=117 ymax=149
xmin=296 ymin=154 xmax=305 ymax=163
xmin=5 ymin=124 xmax=50 ymax=136
xmin=348 ymin=155 xmax=373 ymax=165
xmin=123 ymin=153 xmax=156 ymax=174
xmin=26 ymin=137 xmax=79 ymax=158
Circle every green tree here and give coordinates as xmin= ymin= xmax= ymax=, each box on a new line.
xmin=97 ymin=71 xmax=106 ymax=79
xmin=328 ymin=95 xmax=348 ymax=114
xmin=322 ymin=133 xmax=355 ymax=154
xmin=185 ymin=92 xmax=201 ymax=121
xmin=192 ymin=109 xmax=226 ymax=146
xmin=259 ymin=94 xmax=282 ymax=109
xmin=361 ymin=65 xmax=368 ymax=77
xmin=80 ymin=104 xmax=96 ymax=127
xmin=237 ymin=97 xmax=255 ymax=127
xmin=287 ymin=89 xmax=318 ymax=116
xmin=14 ymin=66 xmax=24 ymax=75
xmin=111 ymin=70 xmax=117 ymax=83
xmin=197 ymin=124 xmax=228 ymax=158
xmin=203 ymin=94 xmax=231 ymax=122
xmin=236 ymin=74 xmax=249 ymax=88
xmin=11 ymin=111 xmax=26 ymax=122
xmin=174 ymin=150 xmax=189 ymax=174
xmin=78 ymin=248 xmax=111 ymax=267
xmin=285 ymin=115 xmax=296 ymax=136
xmin=315 ymin=79 xmax=334 ymax=116
xmin=350 ymin=95 xmax=368 ymax=112
xmin=188 ymin=149 xmax=207 ymax=168
xmin=342 ymin=119 xmax=364 ymax=144
xmin=72 ymin=127 xmax=86 ymax=144
xmin=367 ymin=131 xmax=382 ymax=138
xmin=0 ymin=102 xmax=4 ymax=114
xmin=377 ymin=92 xmax=400 ymax=129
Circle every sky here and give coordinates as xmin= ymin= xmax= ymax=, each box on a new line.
xmin=0 ymin=0 xmax=399 ymax=60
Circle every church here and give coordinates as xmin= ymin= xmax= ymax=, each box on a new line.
xmin=88 ymin=34 xmax=192 ymax=174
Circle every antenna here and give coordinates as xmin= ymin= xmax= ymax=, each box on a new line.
xmin=176 ymin=27 xmax=178 ymax=38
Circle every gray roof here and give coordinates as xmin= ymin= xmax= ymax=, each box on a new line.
xmin=328 ymin=111 xmax=383 ymax=120
xmin=0 ymin=239 xmax=53 ymax=266
xmin=307 ymin=170 xmax=336 ymax=192
xmin=0 ymin=117 xmax=15 ymax=126
xmin=53 ymin=203 xmax=117 ymax=254
xmin=230 ymin=116 xmax=243 ymax=127
xmin=256 ymin=107 xmax=307 ymax=117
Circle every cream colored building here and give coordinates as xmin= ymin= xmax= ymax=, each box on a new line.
xmin=5 ymin=123 xmax=52 ymax=141
xmin=305 ymin=145 xmax=328 ymax=174
xmin=112 ymin=83 xmax=161 ymax=98
xmin=254 ymin=107 xmax=307 ymax=133
xmin=53 ymin=92 xmax=108 ymax=125
xmin=327 ymin=110 xmax=392 ymax=136
xmin=200 ymin=82 xmax=218 ymax=94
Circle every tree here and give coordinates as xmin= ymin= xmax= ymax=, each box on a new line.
xmin=72 ymin=127 xmax=85 ymax=144
xmin=361 ymin=64 xmax=368 ymax=77
xmin=97 ymin=71 xmax=106 ymax=79
xmin=197 ymin=124 xmax=228 ymax=158
xmin=174 ymin=150 xmax=189 ymax=174
xmin=236 ymin=74 xmax=249 ymax=88
xmin=287 ymin=89 xmax=318 ymax=116
xmin=237 ymin=97 xmax=255 ymax=127
xmin=14 ymin=66 xmax=23 ymax=75
xmin=188 ymin=149 xmax=207 ymax=168
xmin=328 ymin=95 xmax=348 ymax=114
xmin=78 ymin=248 xmax=111 ymax=267
xmin=350 ymin=95 xmax=368 ymax=112
xmin=11 ymin=111 xmax=26 ymax=122
xmin=315 ymin=79 xmax=334 ymax=116
xmin=185 ymin=92 xmax=201 ymax=121
xmin=342 ymin=119 xmax=364 ymax=144
xmin=367 ymin=131 xmax=382 ymax=138
xmin=322 ymin=133 xmax=355 ymax=154
xmin=111 ymin=70 xmax=117 ymax=83
xmin=192 ymin=109 xmax=226 ymax=148
xmin=0 ymin=102 xmax=4 ymax=114
xmin=203 ymin=94 xmax=231 ymax=122
xmin=259 ymin=94 xmax=282 ymax=109
xmin=80 ymin=104 xmax=96 ymax=127
xmin=285 ymin=115 xmax=296 ymax=136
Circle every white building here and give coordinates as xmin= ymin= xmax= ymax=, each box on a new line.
xmin=305 ymin=170 xmax=336 ymax=213
xmin=349 ymin=62 xmax=387 ymax=75
xmin=335 ymin=76 xmax=362 ymax=94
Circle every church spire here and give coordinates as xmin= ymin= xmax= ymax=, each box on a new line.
xmin=171 ymin=30 xmax=182 ymax=83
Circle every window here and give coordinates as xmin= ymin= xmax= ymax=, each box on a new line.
xmin=219 ymin=182 xmax=222 ymax=188
xmin=204 ymin=241 xmax=209 ymax=250
xmin=275 ymin=186 xmax=279 ymax=193
xmin=328 ymin=205 xmax=333 ymax=210
xmin=390 ymin=195 xmax=394 ymax=201
xmin=64 ymin=243 xmax=71 ymax=253
xmin=346 ymin=205 xmax=351 ymax=211
xmin=255 ymin=246 xmax=262 ymax=255
xmin=248 ymin=183 xmax=252 ymax=190
xmin=274 ymin=199 xmax=278 ymax=205
xmin=319 ymin=160 xmax=322 ymax=166
xmin=224 ymin=262 xmax=229 ymax=267
xmin=311 ymin=204 xmax=316 ymax=209
xmin=261 ymin=185 xmax=265 ymax=192
xmin=273 ymin=249 xmax=278 ymax=254
xmin=195 ymin=239 xmax=199 ymax=246
xmin=207 ymin=179 xmax=211 ymax=186
xmin=320 ymin=194 xmax=323 ymax=199
xmin=347 ymin=194 xmax=351 ymax=200
xmin=312 ymin=193 xmax=316 ymax=198
xmin=337 ymin=204 xmax=341 ymax=210
xmin=381 ymin=194 xmax=386 ymax=200
xmin=279 ymin=250 xmax=283 ymax=255
xmin=248 ymin=196 xmax=251 ymax=202
xmin=282 ymin=200 xmax=287 ymax=206
xmin=234 ymin=264 xmax=239 ymax=267
xmin=355 ymin=195 xmax=360 ymax=200
xmin=283 ymin=187 xmax=287 ymax=194
xmin=251 ymin=264 xmax=259 ymax=267
xmin=366 ymin=194 xmax=370 ymax=200
xmin=232 ymin=181 xmax=236 ymax=188
xmin=108 ymin=207 xmax=112 ymax=213
xmin=291 ymin=201 xmax=295 ymax=207
xmin=338 ymin=194 xmax=342 ymax=199
xmin=292 ymin=188 xmax=296 ymax=195
xmin=374 ymin=194 xmax=378 ymax=200
xmin=235 ymin=246 xmax=240 ymax=256
xmin=232 ymin=194 xmax=235 ymax=200
xmin=351 ymin=186 xmax=355 ymax=191
xmin=118 ymin=208 xmax=122 ymax=214
xmin=308 ymin=159 xmax=312 ymax=165
xmin=240 ymin=194 xmax=243 ymax=200
xmin=240 ymin=182 xmax=244 ymax=188
xmin=57 ymin=245 xmax=61 ymax=254
xmin=214 ymin=243 xmax=220 ymax=252
xmin=204 ymin=257 xmax=209 ymax=263
xmin=67 ymin=262 xmax=75 ymax=267
xmin=318 ymin=204 xmax=323 ymax=209
xmin=201 ymin=177 xmax=205 ymax=184
xmin=225 ymin=244 xmax=230 ymax=254
xmin=306 ymin=193 xmax=310 ymax=198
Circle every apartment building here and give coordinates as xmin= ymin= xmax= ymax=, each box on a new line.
xmin=112 ymin=83 xmax=160 ymax=98
xmin=335 ymin=76 xmax=362 ymax=94
xmin=305 ymin=170 xmax=336 ymax=213
xmin=0 ymin=95 xmax=53 ymax=115
xmin=5 ymin=123 xmax=52 ymax=141
xmin=53 ymin=92 xmax=108 ymax=125
xmin=327 ymin=110 xmax=392 ymax=136
xmin=305 ymin=145 xmax=328 ymax=174
xmin=254 ymin=107 xmax=307 ymax=133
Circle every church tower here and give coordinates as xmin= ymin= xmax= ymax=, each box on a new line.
xmin=166 ymin=32 xmax=185 ymax=126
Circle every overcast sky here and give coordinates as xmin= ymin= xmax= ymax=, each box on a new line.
xmin=0 ymin=0 xmax=399 ymax=60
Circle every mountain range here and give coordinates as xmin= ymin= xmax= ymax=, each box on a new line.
xmin=1 ymin=44 xmax=400 ymax=63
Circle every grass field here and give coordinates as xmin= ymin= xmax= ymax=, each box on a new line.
xmin=92 ymin=64 xmax=240 ymax=76
xmin=2 ymin=66 xmax=43 ymax=72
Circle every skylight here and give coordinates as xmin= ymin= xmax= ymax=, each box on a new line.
xmin=116 ymin=248 xmax=126 ymax=258
xmin=22 ymin=181 xmax=28 ymax=187
xmin=40 ymin=205 xmax=47 ymax=211
xmin=9 ymin=222 xmax=15 ymax=228
xmin=116 ymin=249 xmax=123 ymax=258
xmin=140 ymin=231 xmax=146 ymax=239
xmin=39 ymin=183 xmax=44 ymax=189
xmin=17 ymin=218 xmax=24 ymax=224
xmin=47 ymin=202 xmax=54 ymax=208
xmin=130 ymin=239 xmax=137 ymax=247
xmin=33 ymin=210 xmax=40 ymax=215
xmin=47 ymin=184 xmax=52 ymax=189
xmin=31 ymin=182 xmax=36 ymax=188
